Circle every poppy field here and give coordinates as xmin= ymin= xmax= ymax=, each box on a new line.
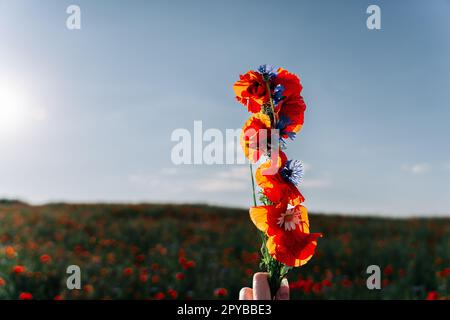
xmin=0 ymin=202 xmax=448 ymax=300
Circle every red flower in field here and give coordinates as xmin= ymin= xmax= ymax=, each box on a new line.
xmin=214 ymin=288 xmax=228 ymax=297
xmin=5 ymin=246 xmax=16 ymax=258
xmin=426 ymin=291 xmax=439 ymax=300
xmin=135 ymin=254 xmax=145 ymax=263
xmin=155 ymin=244 xmax=167 ymax=255
xmin=175 ymin=272 xmax=185 ymax=281
xmin=154 ymin=292 xmax=165 ymax=300
xmin=151 ymin=275 xmax=160 ymax=284
xmin=250 ymin=202 xmax=321 ymax=267
xmin=83 ymin=284 xmax=94 ymax=294
xmin=438 ymin=268 xmax=450 ymax=278
xmin=167 ymin=289 xmax=178 ymax=299
xmin=242 ymin=251 xmax=259 ymax=264
xmin=13 ymin=265 xmax=25 ymax=274
xmin=140 ymin=267 xmax=148 ymax=275
xmin=291 ymin=278 xmax=314 ymax=293
xmin=383 ymin=265 xmax=393 ymax=276
xmin=233 ymin=70 xmax=269 ymax=113
xmin=151 ymin=263 xmax=160 ymax=271
xmin=255 ymin=151 xmax=305 ymax=206
xmin=240 ymin=113 xmax=272 ymax=163
xmin=312 ymin=282 xmax=323 ymax=294
xmin=123 ymin=267 xmax=133 ymax=277
xmin=19 ymin=292 xmax=33 ymax=300
xmin=0 ymin=277 xmax=5 ymax=286
xmin=183 ymin=260 xmax=196 ymax=269
xmin=54 ymin=295 xmax=62 ymax=301
xmin=178 ymin=257 xmax=187 ymax=265
xmin=139 ymin=273 xmax=148 ymax=283
xmin=322 ymin=279 xmax=332 ymax=287
xmin=74 ymin=245 xmax=84 ymax=254
xmin=40 ymin=254 xmax=51 ymax=264
xmin=341 ymin=278 xmax=352 ymax=288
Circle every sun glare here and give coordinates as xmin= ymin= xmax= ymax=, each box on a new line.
xmin=0 ymin=82 xmax=34 ymax=137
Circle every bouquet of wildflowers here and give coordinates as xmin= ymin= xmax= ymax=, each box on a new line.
xmin=233 ymin=65 xmax=322 ymax=298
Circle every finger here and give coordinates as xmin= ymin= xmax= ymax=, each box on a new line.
xmin=239 ymin=287 xmax=253 ymax=300
xmin=253 ymin=272 xmax=271 ymax=300
xmin=275 ymin=278 xmax=290 ymax=300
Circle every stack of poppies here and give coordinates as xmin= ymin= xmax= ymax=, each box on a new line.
xmin=233 ymin=65 xmax=322 ymax=296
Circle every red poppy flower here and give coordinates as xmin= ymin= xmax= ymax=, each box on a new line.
xmin=183 ymin=260 xmax=196 ymax=269
xmin=5 ymin=246 xmax=16 ymax=258
xmin=341 ymin=278 xmax=352 ymax=288
xmin=214 ymin=288 xmax=228 ymax=297
xmin=384 ymin=265 xmax=393 ymax=276
xmin=322 ymin=279 xmax=332 ymax=287
xmin=13 ymin=265 xmax=25 ymax=274
xmin=135 ymin=254 xmax=145 ymax=263
xmin=240 ymin=113 xmax=272 ymax=163
xmin=19 ymin=292 xmax=33 ymax=300
xmin=151 ymin=263 xmax=160 ymax=271
xmin=167 ymin=289 xmax=178 ymax=299
xmin=154 ymin=292 xmax=165 ymax=300
xmin=273 ymin=68 xmax=303 ymax=103
xmin=139 ymin=273 xmax=148 ymax=283
xmin=83 ymin=284 xmax=94 ymax=294
xmin=312 ymin=282 xmax=323 ymax=294
xmin=277 ymin=95 xmax=306 ymax=138
xmin=255 ymin=151 xmax=304 ymax=206
xmin=426 ymin=291 xmax=439 ymax=300
xmin=175 ymin=272 xmax=185 ymax=281
xmin=233 ymin=71 xmax=269 ymax=113
xmin=438 ymin=268 xmax=450 ymax=278
xmin=123 ymin=267 xmax=133 ymax=277
xmin=151 ymin=275 xmax=160 ymax=283
xmin=249 ymin=202 xmax=321 ymax=267
xmin=40 ymin=254 xmax=51 ymax=264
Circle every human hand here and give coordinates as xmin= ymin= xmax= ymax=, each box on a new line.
xmin=239 ymin=272 xmax=289 ymax=300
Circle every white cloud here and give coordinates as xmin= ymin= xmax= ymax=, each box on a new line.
xmin=128 ymin=166 xmax=250 ymax=194
xmin=216 ymin=167 xmax=249 ymax=180
xmin=195 ymin=166 xmax=249 ymax=192
xmin=401 ymin=163 xmax=431 ymax=174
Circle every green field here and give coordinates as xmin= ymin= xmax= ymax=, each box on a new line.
xmin=0 ymin=202 xmax=448 ymax=300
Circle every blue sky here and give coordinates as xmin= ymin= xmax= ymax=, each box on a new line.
xmin=0 ymin=0 xmax=449 ymax=216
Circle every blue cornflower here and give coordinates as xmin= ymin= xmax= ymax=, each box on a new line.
xmin=276 ymin=114 xmax=296 ymax=141
xmin=280 ymin=159 xmax=304 ymax=186
xmin=273 ymin=84 xmax=285 ymax=105
xmin=257 ymin=64 xmax=277 ymax=80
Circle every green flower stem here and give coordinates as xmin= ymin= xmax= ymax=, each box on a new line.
xmin=249 ymin=163 xmax=257 ymax=207
xmin=250 ymin=79 xmax=289 ymax=299
xmin=265 ymin=79 xmax=277 ymax=125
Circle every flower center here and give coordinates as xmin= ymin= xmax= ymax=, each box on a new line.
xmin=277 ymin=209 xmax=301 ymax=231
